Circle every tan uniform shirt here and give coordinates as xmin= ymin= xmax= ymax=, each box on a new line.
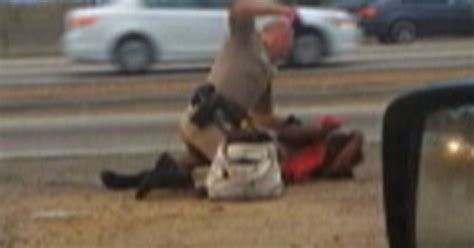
xmin=180 ymin=6 xmax=276 ymax=160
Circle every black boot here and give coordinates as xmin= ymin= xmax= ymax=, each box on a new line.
xmin=135 ymin=153 xmax=193 ymax=200
xmin=100 ymin=170 xmax=148 ymax=190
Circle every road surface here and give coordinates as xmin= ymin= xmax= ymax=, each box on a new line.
xmin=0 ymin=38 xmax=473 ymax=86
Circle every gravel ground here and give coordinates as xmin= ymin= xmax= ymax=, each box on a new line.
xmin=0 ymin=144 xmax=386 ymax=248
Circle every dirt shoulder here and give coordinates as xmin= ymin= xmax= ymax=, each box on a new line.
xmin=1 ymin=181 xmax=385 ymax=248
xmin=0 ymin=145 xmax=385 ymax=248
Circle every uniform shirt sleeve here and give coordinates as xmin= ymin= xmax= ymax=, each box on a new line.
xmin=229 ymin=0 xmax=256 ymax=42
xmin=251 ymin=84 xmax=273 ymax=115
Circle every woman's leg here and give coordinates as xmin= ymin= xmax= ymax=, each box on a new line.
xmin=100 ymin=170 xmax=149 ymax=190
xmin=101 ymin=147 xmax=207 ymax=192
xmin=135 ymin=152 xmax=196 ymax=199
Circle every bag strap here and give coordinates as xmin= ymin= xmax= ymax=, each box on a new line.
xmin=219 ymin=142 xmax=275 ymax=177
xmin=221 ymin=142 xmax=271 ymax=161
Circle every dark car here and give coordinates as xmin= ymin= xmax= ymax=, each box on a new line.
xmin=330 ymin=0 xmax=374 ymax=12
xmin=356 ymin=0 xmax=474 ymax=43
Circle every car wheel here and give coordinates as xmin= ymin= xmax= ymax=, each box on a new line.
xmin=290 ymin=33 xmax=324 ymax=67
xmin=390 ymin=20 xmax=416 ymax=44
xmin=114 ymin=37 xmax=153 ymax=73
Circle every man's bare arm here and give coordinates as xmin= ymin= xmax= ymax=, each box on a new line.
xmin=231 ymin=0 xmax=293 ymax=19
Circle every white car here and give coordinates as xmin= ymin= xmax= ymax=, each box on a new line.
xmin=63 ymin=0 xmax=361 ymax=73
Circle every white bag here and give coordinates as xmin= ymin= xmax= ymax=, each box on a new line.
xmin=205 ymin=141 xmax=284 ymax=200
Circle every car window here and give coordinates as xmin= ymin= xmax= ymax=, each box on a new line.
xmin=330 ymin=0 xmax=365 ymax=7
xmin=200 ymin=0 xmax=231 ymax=8
xmin=145 ymin=0 xmax=230 ymax=8
xmin=287 ymin=0 xmax=324 ymax=6
xmin=403 ymin=0 xmax=448 ymax=4
xmin=447 ymin=0 xmax=472 ymax=6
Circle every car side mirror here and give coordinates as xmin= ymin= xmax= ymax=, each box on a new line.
xmin=382 ymin=80 xmax=474 ymax=248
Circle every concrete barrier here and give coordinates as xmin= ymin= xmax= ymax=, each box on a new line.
xmin=0 ymin=4 xmax=86 ymax=57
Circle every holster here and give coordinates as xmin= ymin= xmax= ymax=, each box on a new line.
xmin=189 ymin=84 xmax=248 ymax=129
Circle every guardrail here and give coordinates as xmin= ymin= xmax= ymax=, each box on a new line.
xmin=0 ymin=3 xmax=88 ymax=57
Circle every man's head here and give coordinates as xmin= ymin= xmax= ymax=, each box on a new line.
xmin=260 ymin=18 xmax=294 ymax=63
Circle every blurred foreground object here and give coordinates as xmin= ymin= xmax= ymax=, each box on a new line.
xmin=383 ymin=78 xmax=474 ymax=248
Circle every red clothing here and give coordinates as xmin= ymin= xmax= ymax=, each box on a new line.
xmin=282 ymin=116 xmax=344 ymax=183
xmin=283 ymin=141 xmax=328 ymax=182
